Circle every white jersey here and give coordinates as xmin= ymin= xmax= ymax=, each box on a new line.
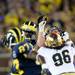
xmin=62 ymin=32 xmax=69 ymax=41
xmin=37 ymin=41 xmax=75 ymax=75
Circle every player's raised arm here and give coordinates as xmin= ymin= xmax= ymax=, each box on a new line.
xmin=37 ymin=15 xmax=47 ymax=47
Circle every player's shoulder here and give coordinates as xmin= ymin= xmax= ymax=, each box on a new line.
xmin=38 ymin=47 xmax=45 ymax=51
xmin=62 ymin=31 xmax=69 ymax=41
xmin=37 ymin=47 xmax=51 ymax=54
xmin=65 ymin=40 xmax=75 ymax=47
xmin=12 ymin=41 xmax=25 ymax=51
xmin=12 ymin=41 xmax=32 ymax=54
xmin=38 ymin=46 xmax=53 ymax=51
xmin=37 ymin=47 xmax=44 ymax=53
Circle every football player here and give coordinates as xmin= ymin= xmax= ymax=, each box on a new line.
xmin=1 ymin=27 xmax=23 ymax=49
xmin=36 ymin=22 xmax=75 ymax=75
xmin=10 ymin=21 xmax=41 ymax=75
xmin=37 ymin=17 xmax=70 ymax=48
xmin=2 ymin=21 xmax=37 ymax=49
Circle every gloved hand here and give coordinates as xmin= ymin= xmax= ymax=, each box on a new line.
xmin=39 ymin=21 xmax=47 ymax=32
xmin=37 ymin=15 xmax=47 ymax=32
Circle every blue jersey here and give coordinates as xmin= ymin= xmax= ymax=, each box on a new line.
xmin=11 ymin=40 xmax=41 ymax=75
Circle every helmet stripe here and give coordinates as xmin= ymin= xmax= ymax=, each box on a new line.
xmin=8 ymin=29 xmax=19 ymax=43
xmin=15 ymin=27 xmax=21 ymax=42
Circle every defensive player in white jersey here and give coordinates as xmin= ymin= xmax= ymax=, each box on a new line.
xmin=37 ymin=18 xmax=70 ymax=48
xmin=36 ymin=20 xmax=75 ymax=75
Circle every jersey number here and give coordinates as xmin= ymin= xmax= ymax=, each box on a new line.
xmin=52 ymin=50 xmax=71 ymax=66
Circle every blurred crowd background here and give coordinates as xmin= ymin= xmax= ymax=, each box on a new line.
xmin=0 ymin=0 xmax=75 ymax=75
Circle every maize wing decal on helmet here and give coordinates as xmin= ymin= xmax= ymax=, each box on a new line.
xmin=4 ymin=27 xmax=22 ymax=49
xmin=21 ymin=21 xmax=37 ymax=45
xmin=21 ymin=21 xmax=37 ymax=32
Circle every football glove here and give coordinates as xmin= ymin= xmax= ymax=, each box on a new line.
xmin=37 ymin=15 xmax=47 ymax=32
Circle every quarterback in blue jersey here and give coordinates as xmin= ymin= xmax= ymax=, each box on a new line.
xmin=11 ymin=40 xmax=41 ymax=75
xmin=9 ymin=21 xmax=41 ymax=75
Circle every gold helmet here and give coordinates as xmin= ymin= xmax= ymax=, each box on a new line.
xmin=44 ymin=27 xmax=64 ymax=48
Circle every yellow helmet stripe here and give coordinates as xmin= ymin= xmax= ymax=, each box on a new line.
xmin=15 ymin=27 xmax=21 ymax=42
xmin=9 ymin=29 xmax=19 ymax=43
xmin=28 ymin=21 xmax=31 ymax=26
xmin=21 ymin=25 xmax=36 ymax=32
xmin=28 ymin=25 xmax=36 ymax=32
